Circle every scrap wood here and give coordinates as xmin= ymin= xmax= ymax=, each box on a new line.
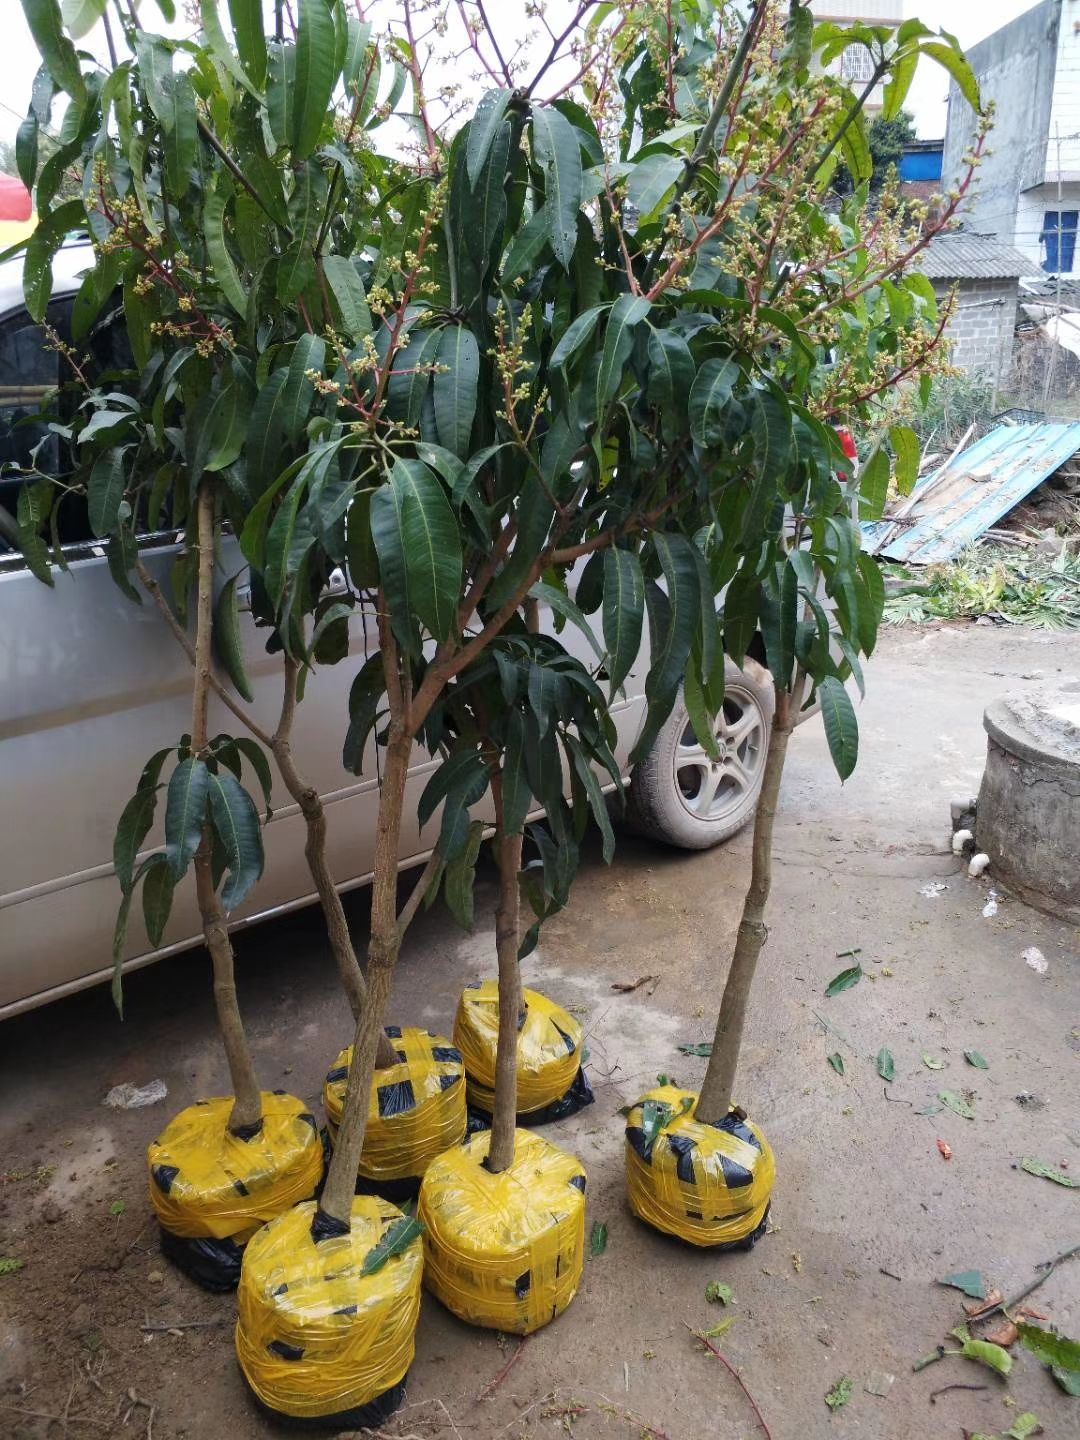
xmin=970 ymin=1240 xmax=1080 ymax=1324
xmin=686 ymin=1324 xmax=773 ymax=1440
xmin=476 ymin=1337 xmax=528 ymax=1401
xmin=611 ymin=975 xmax=658 ymax=994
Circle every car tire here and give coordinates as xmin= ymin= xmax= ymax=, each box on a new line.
xmin=628 ymin=659 xmax=775 ymax=850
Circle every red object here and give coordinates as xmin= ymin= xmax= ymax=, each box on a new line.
xmin=937 ymin=1139 xmax=952 ymax=1161
xmin=835 ymin=426 xmax=858 ymax=462
xmin=0 ymin=174 xmax=32 ymax=222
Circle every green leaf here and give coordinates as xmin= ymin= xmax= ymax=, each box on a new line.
xmin=1020 ymin=1157 xmax=1080 ymax=1188
xmin=961 ymin=1338 xmax=1012 ymax=1378
xmin=824 ymin=1377 xmax=853 ymax=1410
xmin=646 ymin=328 xmax=695 ymax=412
xmin=597 ymin=294 xmax=650 ymax=415
xmin=113 ymin=784 xmax=158 ymax=895
xmin=858 ymin=447 xmax=889 ymax=522
xmin=530 ymin=581 xmax=604 ymax=662
xmin=87 ymin=448 xmax=126 ymax=539
xmin=322 ymin=254 xmax=373 ymax=342
xmin=919 ymin=41 xmax=980 ymax=112
xmin=939 ymin=1090 xmax=975 ymax=1120
xmin=626 ymin=152 xmax=682 ymax=217
xmin=204 ymin=185 xmax=248 ymax=316
xmin=361 ymin=1215 xmax=423 ymax=1275
xmin=291 ymin=0 xmax=337 ymax=159
xmin=419 ymin=749 xmax=489 ymax=861
xmin=639 ymin=1098 xmax=674 ymax=1159
xmin=589 ymin=1220 xmax=608 ymax=1258
xmin=0 ymin=1257 xmax=24 ymax=1275
xmin=207 ymin=770 xmax=264 ymax=911
xmin=213 ymin=574 xmax=255 ymax=703
xmin=246 ymin=369 xmax=290 ymax=495
xmin=963 ymin=1050 xmax=988 ymax=1070
xmin=922 ymin=1053 xmax=944 ymax=1070
xmin=881 ymin=47 xmax=918 ymax=122
xmin=16 ymin=478 xmax=53 ymax=586
xmin=890 ymin=425 xmax=920 ymax=496
xmin=164 ymin=756 xmax=210 ymax=879
xmin=939 ymin=1269 xmax=986 ymax=1299
xmin=24 ymin=0 xmax=85 ymax=101
xmin=163 ymin=71 xmax=198 ymax=194
xmin=228 ymin=0 xmax=267 ymax=86
xmin=677 ymin=1042 xmax=712 ymax=1057
xmin=16 ymin=112 xmax=39 ymax=191
xmin=371 ymin=458 xmax=463 ymax=648
xmin=61 ymin=0 xmax=104 ymax=37
xmin=433 ymin=326 xmax=479 ymax=459
xmin=530 ymin=105 xmax=582 ymax=268
xmin=825 ymin=963 xmax=862 ymax=997
xmin=1004 ymin=1414 xmax=1042 ymax=1440
xmin=141 ymin=853 xmax=175 ymax=947
xmin=1019 ymin=1324 xmax=1080 ymax=1373
xmin=688 ymin=357 xmax=738 ymax=447
xmin=565 ymin=732 xmax=615 ymax=864
xmin=107 ymin=527 xmax=141 ymax=606
xmin=702 ymin=1316 xmax=736 ymax=1340
xmin=1051 ymin=1365 xmax=1080 ymax=1396
xmin=705 ymin=1281 xmax=732 ymax=1305
xmin=233 ymin=737 xmax=274 ymax=818
xmin=444 ymin=819 xmax=484 ymax=929
xmin=23 ymin=199 xmax=86 ymax=321
xmin=549 ymin=303 xmax=608 ymax=373
xmin=387 ymin=327 xmax=440 ymax=427
xmin=467 ymin=87 xmax=513 ymax=185
xmin=877 ymin=1047 xmax=895 ymax=1082
xmin=818 ymin=675 xmax=858 ymax=781
xmin=282 ymin=333 xmax=326 ymax=441
xmin=828 ymin=1051 xmax=845 ymax=1075
xmin=346 ymin=489 xmax=379 ymax=590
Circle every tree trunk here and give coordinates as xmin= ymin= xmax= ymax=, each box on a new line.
xmin=190 ymin=484 xmax=262 ymax=1134
xmin=316 ymin=722 xmax=412 ymax=1228
xmin=272 ymin=657 xmax=397 ymax=1069
xmin=695 ymin=684 xmax=793 ymax=1125
xmin=485 ymin=771 xmax=524 ymax=1175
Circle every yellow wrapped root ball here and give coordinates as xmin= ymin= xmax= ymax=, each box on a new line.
xmin=147 ymin=1092 xmax=324 ymax=1290
xmin=454 ymin=982 xmax=593 ymax=1121
xmin=418 ymin=1128 xmax=586 ymax=1334
xmin=236 ymin=1196 xmax=422 ymax=1427
xmin=323 ymin=1027 xmax=467 ymax=1189
xmin=625 ymin=1085 xmax=775 ymax=1249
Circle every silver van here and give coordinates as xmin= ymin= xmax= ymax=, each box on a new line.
xmin=0 ymin=243 xmax=774 ymax=1018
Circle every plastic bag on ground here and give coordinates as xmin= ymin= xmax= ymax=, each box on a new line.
xmin=418 ymin=1128 xmax=586 ymax=1334
xmin=624 ymin=1084 xmax=774 ymax=1249
xmin=236 ymin=1195 xmax=422 ymax=1426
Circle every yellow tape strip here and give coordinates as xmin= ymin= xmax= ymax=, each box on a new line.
xmin=147 ymin=1093 xmax=324 ymax=1243
xmin=236 ymin=1196 xmax=422 ymax=1420
xmin=418 ymin=1128 xmax=586 ymax=1335
xmin=454 ymin=983 xmax=582 ymax=1116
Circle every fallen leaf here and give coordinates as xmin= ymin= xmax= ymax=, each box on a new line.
xmin=961 ymin=1337 xmax=1012 ymax=1377
xmin=877 ymin=1047 xmax=895 ymax=1082
xmin=937 ymin=1139 xmax=953 ymax=1161
xmin=677 ymin=1043 xmax=712 ymax=1057
xmin=828 ymin=1052 xmax=845 ymax=1075
xmin=611 ymin=975 xmax=657 ymax=993
xmin=589 ymin=1221 xmax=608 ymax=1258
xmin=824 ymin=1377 xmax=853 ymax=1410
xmin=922 ymin=1053 xmax=945 ymax=1070
xmin=1051 ymin=1365 xmax=1080 ymax=1395
xmin=1017 ymin=1323 xmax=1080 ymax=1374
xmin=1019 ymin=1157 xmax=1080 ymax=1188
xmin=1004 ymin=1414 xmax=1042 ymax=1440
xmin=705 ymin=1281 xmax=733 ymax=1306
xmin=984 ymin=1321 xmax=1019 ymax=1348
xmin=702 ymin=1316 xmax=736 ymax=1340
xmin=940 ymin=1090 xmax=975 ymax=1119
xmin=0 ymin=1258 xmax=23 ymax=1275
xmin=964 ymin=1050 xmax=989 ymax=1070
xmin=940 ymin=1270 xmax=987 ymax=1299
xmin=825 ymin=964 xmax=863 ymax=997
xmin=964 ymin=1289 xmax=1003 ymax=1318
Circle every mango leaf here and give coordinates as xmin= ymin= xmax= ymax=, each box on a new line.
xmin=213 ymin=573 xmax=255 ymax=703
xmin=919 ymin=41 xmax=980 ymax=111
xmin=1020 ymin=1157 xmax=1080 ymax=1188
xmin=207 ymin=770 xmax=264 ymax=911
xmin=141 ymin=852 xmax=175 ymax=947
xmin=164 ymin=756 xmax=210 ymax=879
xmin=890 ymin=425 xmax=920 ymax=495
xmin=23 ymin=199 xmax=86 ymax=321
xmin=939 ymin=1269 xmax=986 ymax=1299
xmin=444 ymin=819 xmax=484 ymax=929
xmin=828 ymin=1052 xmax=845 ymax=1075
xmin=597 ymin=294 xmax=650 ymax=415
xmin=418 ymin=749 xmax=490 ymax=860
xmin=677 ymin=1042 xmax=712 ymax=1057
xmin=818 ymin=676 xmax=858 ymax=781
xmin=963 ymin=1050 xmax=988 ymax=1070
xmin=291 ymin=0 xmax=337 ymax=159
xmin=322 ymin=254 xmax=373 ymax=341
xmin=24 ymin=0 xmax=86 ymax=102
xmin=646 ymin=327 xmax=695 ymax=412
xmin=61 ymin=0 xmax=105 ymax=38
xmin=87 ymin=448 xmax=126 ymax=538
xmin=922 ymin=1054 xmax=944 ymax=1070
xmin=939 ymin=1090 xmax=975 ymax=1120
xmin=467 ymin=87 xmax=513 ymax=185
xmin=961 ymin=1338 xmax=1012 ymax=1377
xmin=688 ymin=357 xmax=738 ymax=447
xmin=639 ymin=1098 xmax=674 ymax=1158
xmin=433 ymin=325 xmax=479 ymax=458
xmin=530 ymin=105 xmax=582 ymax=268
xmin=113 ymin=784 xmax=159 ymax=895
xmin=361 ymin=1215 xmax=423 ymax=1275
xmin=204 ymin=184 xmax=247 ymax=316
xmin=550 ymin=303 xmax=608 ymax=373
xmin=1018 ymin=1324 xmax=1080 ymax=1374
xmin=530 ymin=582 xmax=604 ymax=661
xmin=858 ymin=447 xmax=889 ymax=521
xmin=227 ymin=0 xmax=267 ymax=87
xmin=589 ymin=1220 xmax=608 ymax=1258
xmin=877 ymin=1047 xmax=895 ymax=1082
xmin=825 ymin=963 xmax=862 ymax=997
xmin=626 ymin=152 xmax=682 ymax=216
xmin=371 ymin=458 xmax=463 ymax=648
xmin=881 ymin=47 xmax=918 ymax=122
xmin=1004 ymin=1415 xmax=1042 ymax=1440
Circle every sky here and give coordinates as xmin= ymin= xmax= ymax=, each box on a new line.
xmin=0 ymin=0 xmax=1042 ymax=148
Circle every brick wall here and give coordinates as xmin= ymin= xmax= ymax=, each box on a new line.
xmin=933 ymin=278 xmax=1019 ymax=383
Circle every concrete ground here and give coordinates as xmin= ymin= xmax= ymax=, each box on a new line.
xmin=1 ymin=623 xmax=1078 ymax=1440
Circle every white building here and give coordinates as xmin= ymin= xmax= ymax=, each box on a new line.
xmin=943 ymin=0 xmax=1080 ymax=279
xmin=811 ymin=1 xmax=903 ymax=113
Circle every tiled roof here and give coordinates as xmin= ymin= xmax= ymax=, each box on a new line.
xmin=912 ymin=233 xmax=1033 ymax=280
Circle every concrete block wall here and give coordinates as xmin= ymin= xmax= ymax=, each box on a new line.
xmin=933 ymin=278 xmax=1019 ymax=383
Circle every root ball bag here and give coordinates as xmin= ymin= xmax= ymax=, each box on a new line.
xmin=624 ymin=1085 xmax=774 ymax=1249
xmin=322 ymin=1027 xmax=467 ymax=1191
xmin=418 ymin=1128 xmax=586 ymax=1334
xmin=147 ymin=1092 xmax=324 ymax=1290
xmin=236 ymin=1196 xmax=422 ymax=1427
xmin=454 ymin=982 xmax=593 ymax=1123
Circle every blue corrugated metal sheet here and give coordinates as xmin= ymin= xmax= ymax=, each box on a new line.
xmin=862 ymin=423 xmax=1080 ymax=564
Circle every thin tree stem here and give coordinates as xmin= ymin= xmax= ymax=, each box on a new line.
xmin=695 ymin=683 xmax=793 ymax=1124
xmin=190 ymin=485 xmax=261 ymax=1134
xmin=485 ymin=771 xmax=524 ymax=1175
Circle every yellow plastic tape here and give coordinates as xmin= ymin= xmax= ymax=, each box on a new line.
xmin=323 ymin=1027 xmax=467 ymax=1184
xmin=236 ymin=1196 xmax=422 ymax=1421
xmin=625 ymin=1086 xmax=775 ymax=1248
xmin=454 ymin=983 xmax=582 ymax=1116
xmin=147 ymin=1093 xmax=324 ymax=1244
xmin=418 ymin=1128 xmax=586 ymax=1335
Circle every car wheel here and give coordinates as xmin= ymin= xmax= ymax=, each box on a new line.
xmin=628 ymin=659 xmax=775 ymax=850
